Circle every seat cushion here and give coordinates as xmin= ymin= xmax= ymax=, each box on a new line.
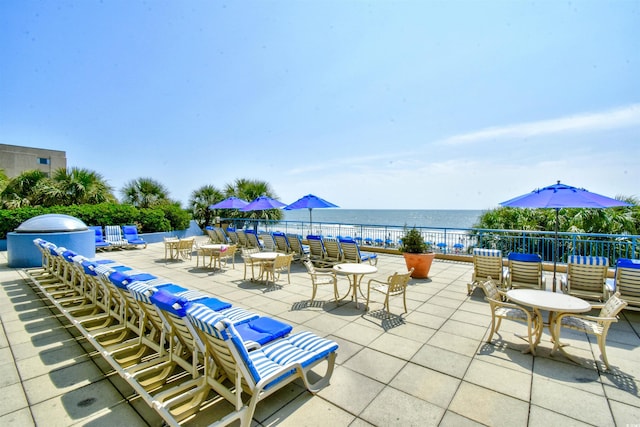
xmin=235 ymin=317 xmax=292 ymax=346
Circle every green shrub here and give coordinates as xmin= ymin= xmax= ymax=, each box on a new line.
xmin=0 ymin=203 xmax=190 ymax=239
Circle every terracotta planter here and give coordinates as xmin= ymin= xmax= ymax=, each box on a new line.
xmin=403 ymin=252 xmax=435 ymax=279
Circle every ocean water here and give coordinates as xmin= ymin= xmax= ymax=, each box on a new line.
xmin=283 ymin=209 xmax=484 ymax=229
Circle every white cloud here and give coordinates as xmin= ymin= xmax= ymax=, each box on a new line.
xmin=440 ymin=104 xmax=640 ymax=146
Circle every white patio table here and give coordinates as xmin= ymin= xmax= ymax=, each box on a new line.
xmin=333 ymin=263 xmax=377 ymax=309
xmin=506 ymin=289 xmax=591 ymax=355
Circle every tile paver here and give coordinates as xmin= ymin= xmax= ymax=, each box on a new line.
xmin=0 ymin=239 xmax=637 ymax=426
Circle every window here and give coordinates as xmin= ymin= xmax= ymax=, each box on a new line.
xmin=38 ymin=157 xmax=50 ymax=165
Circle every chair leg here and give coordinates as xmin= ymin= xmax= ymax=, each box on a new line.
xmin=597 ymin=334 xmax=611 ymax=370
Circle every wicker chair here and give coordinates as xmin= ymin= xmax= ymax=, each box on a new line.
xmin=553 ymin=291 xmax=627 ymax=370
xmin=365 ymin=269 xmax=414 ymax=315
xmin=175 ymin=238 xmax=195 ymax=260
xmin=467 ymin=248 xmax=505 ymax=295
xmin=303 ymin=260 xmax=338 ymax=302
xmin=261 ymin=253 xmax=294 ymax=286
xmin=480 ymin=279 xmax=541 ymax=355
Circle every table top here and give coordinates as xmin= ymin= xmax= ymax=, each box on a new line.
xmin=250 ymin=252 xmax=279 ymax=260
xmin=333 ymin=263 xmax=378 ymax=275
xmin=200 ymin=244 xmax=227 ymax=250
xmin=506 ymin=289 xmax=592 ymax=313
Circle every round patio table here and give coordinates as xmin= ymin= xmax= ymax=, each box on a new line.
xmin=198 ymin=244 xmax=228 ymax=269
xmin=333 ymin=263 xmax=377 ymax=309
xmin=249 ymin=252 xmax=279 ymax=281
xmin=506 ymin=289 xmax=592 ymax=355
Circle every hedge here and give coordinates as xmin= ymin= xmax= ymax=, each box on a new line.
xmin=0 ymin=203 xmax=191 ymax=239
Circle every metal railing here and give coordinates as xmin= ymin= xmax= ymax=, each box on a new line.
xmin=221 ymin=218 xmax=640 ymax=266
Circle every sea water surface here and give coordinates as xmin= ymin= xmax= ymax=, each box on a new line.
xmin=283 ymin=209 xmax=484 ymax=229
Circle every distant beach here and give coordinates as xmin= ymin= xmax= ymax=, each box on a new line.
xmin=283 ymin=209 xmax=484 ymax=230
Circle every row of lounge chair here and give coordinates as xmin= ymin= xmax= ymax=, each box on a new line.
xmin=205 ymin=228 xmax=377 ymax=268
xmin=91 ymin=224 xmax=147 ymax=250
xmin=467 ymin=247 xmax=640 ymax=310
xmin=306 ymin=235 xmax=378 ymax=267
xmin=27 ymin=238 xmax=338 ymax=426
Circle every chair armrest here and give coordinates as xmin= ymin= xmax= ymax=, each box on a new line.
xmin=367 ymin=278 xmax=387 ymax=288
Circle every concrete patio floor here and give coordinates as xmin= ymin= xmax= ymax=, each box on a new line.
xmin=1 ymin=238 xmax=639 ymax=426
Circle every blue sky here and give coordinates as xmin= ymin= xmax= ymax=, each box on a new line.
xmin=2 ymin=1 xmax=639 ymax=209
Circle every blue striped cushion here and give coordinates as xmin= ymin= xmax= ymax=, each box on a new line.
xmin=186 ymin=308 xmax=229 ymax=339
xmin=474 ymin=248 xmax=502 ymax=257
xmin=217 ymin=307 xmax=259 ymax=324
xmin=568 ymin=255 xmax=608 ymax=266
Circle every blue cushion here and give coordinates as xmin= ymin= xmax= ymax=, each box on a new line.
xmin=155 ymin=283 xmax=189 ymax=294
xmin=150 ymin=290 xmax=191 ymax=317
xmin=235 ymin=317 xmax=293 ymax=346
xmin=508 ymin=253 xmax=541 ymax=262
xmin=617 ymin=258 xmax=640 ymax=269
xmin=193 ymin=296 xmax=233 ymax=312
xmin=109 ymin=271 xmax=157 ymax=289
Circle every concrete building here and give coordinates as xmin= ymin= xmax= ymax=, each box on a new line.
xmin=0 ymin=143 xmax=67 ymax=177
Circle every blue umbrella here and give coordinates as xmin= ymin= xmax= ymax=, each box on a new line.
xmin=284 ymin=194 xmax=339 ymax=230
xmin=500 ymin=181 xmax=632 ymax=291
xmin=240 ymin=196 xmax=287 ymax=212
xmin=208 ymin=196 xmax=248 ymax=210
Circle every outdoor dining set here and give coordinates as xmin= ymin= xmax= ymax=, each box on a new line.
xmin=467 ymin=247 xmax=638 ymax=370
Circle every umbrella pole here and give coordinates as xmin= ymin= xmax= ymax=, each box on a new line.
xmin=553 ymin=208 xmax=559 ymax=292
xmin=309 ymin=208 xmax=313 ymax=235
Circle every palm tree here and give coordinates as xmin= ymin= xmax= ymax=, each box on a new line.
xmin=189 ymin=185 xmax=224 ymax=229
xmin=0 ymin=169 xmax=48 ymax=208
xmin=121 ymin=177 xmax=171 ymax=208
xmin=44 ymin=167 xmax=116 ymax=206
xmin=223 ymin=178 xmax=283 ymax=223
xmin=0 ymin=169 xmax=8 ymax=194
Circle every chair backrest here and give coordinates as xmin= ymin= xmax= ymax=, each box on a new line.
xmin=303 ymin=259 xmax=316 ymax=274
xmin=339 ymin=238 xmax=361 ymax=263
xmin=286 ymin=234 xmax=307 ymax=257
xmin=213 ymin=227 xmax=228 ymax=243
xmin=105 ymin=225 xmax=128 ymax=245
xmin=89 ymin=225 xmax=106 ymax=242
xmin=599 ymin=291 xmax=628 ymax=320
xmin=306 ymin=235 xmax=326 ymax=259
xmin=566 ymin=255 xmax=609 ymax=299
xmin=272 ymin=232 xmax=290 ymax=253
xmin=178 ymin=237 xmax=195 ymax=250
xmin=122 ymin=225 xmax=139 ymax=238
xmin=205 ymin=227 xmax=219 ymax=243
xmin=387 ymin=270 xmax=413 ymax=295
xmin=480 ymin=279 xmax=501 ymax=301
xmin=186 ymin=308 xmax=259 ymax=388
xmin=612 ymin=258 xmax=640 ymax=309
xmin=473 ymin=248 xmax=504 ymax=283
xmin=225 ymin=228 xmax=239 ymax=244
xmin=245 ymin=230 xmax=262 ymax=249
xmin=273 ymin=253 xmax=294 ymax=270
xmin=260 ymin=232 xmax=276 ymax=251
xmin=236 ymin=230 xmax=249 ymax=247
xmin=507 ymin=252 xmax=543 ymax=290
xmin=323 ymin=239 xmax=343 ymax=262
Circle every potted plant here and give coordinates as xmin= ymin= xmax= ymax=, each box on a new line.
xmin=399 ymin=226 xmax=435 ymax=279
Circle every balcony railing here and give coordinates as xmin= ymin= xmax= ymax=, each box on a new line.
xmin=221 ymin=218 xmax=639 ymax=266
